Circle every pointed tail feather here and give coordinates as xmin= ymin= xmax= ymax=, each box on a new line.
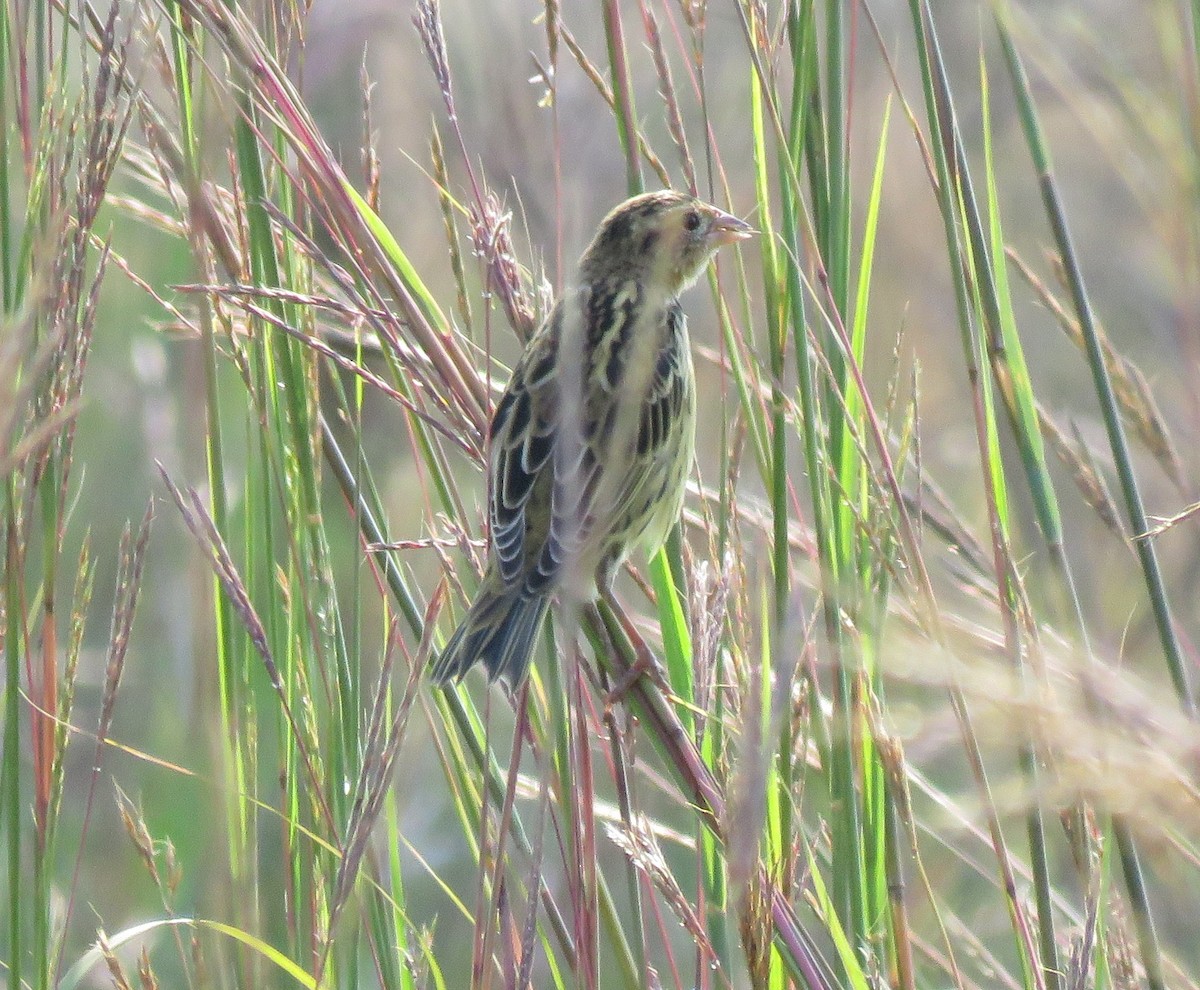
xmin=430 ymin=581 xmax=549 ymax=687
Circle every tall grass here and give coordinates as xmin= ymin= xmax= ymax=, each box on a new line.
xmin=3 ymin=1 xmax=1198 ymax=988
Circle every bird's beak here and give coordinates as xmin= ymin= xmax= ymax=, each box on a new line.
xmin=707 ymin=210 xmax=757 ymax=246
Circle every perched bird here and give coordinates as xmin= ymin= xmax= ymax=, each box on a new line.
xmin=430 ymin=191 xmax=754 ymax=687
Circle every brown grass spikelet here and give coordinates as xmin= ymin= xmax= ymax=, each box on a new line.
xmin=1108 ymin=356 xmax=1184 ymax=492
xmin=412 ymin=0 xmax=451 ymax=106
xmin=116 ymin=788 xmax=160 ymax=887
xmin=430 ymin=126 xmax=474 ymax=335
xmin=99 ymin=932 xmax=135 ymax=990
xmin=137 ymin=947 xmax=160 ymax=990
xmin=469 ymin=194 xmax=538 ymax=344
xmin=1107 ymin=903 xmax=1140 ymax=990
xmin=737 ymin=868 xmax=773 ymax=990
xmin=643 ymin=7 xmax=696 ymax=195
xmin=604 ymin=814 xmax=714 ymax=959
xmin=680 ymin=0 xmax=707 ymax=33
xmin=165 ymin=839 xmax=183 ymax=898
xmin=1037 ymin=405 xmax=1125 ymax=538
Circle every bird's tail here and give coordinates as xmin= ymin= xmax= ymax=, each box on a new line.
xmin=429 ymin=575 xmax=549 ymax=687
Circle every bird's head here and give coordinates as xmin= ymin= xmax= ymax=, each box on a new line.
xmin=580 ymin=191 xmax=755 ymax=294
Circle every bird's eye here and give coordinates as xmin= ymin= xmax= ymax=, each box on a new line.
xmin=683 ymin=209 xmax=702 ymax=232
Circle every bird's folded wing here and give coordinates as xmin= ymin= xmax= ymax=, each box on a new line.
xmin=488 ymin=305 xmax=561 ymax=586
xmin=488 ymin=296 xmax=689 ymax=595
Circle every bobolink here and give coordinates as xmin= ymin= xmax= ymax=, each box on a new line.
xmin=430 ymin=190 xmax=753 ymax=687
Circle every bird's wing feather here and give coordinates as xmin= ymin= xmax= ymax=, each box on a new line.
xmin=488 ymin=305 xmax=561 ymax=585
xmin=489 ymin=290 xmax=689 ymax=595
xmin=533 ymin=298 xmax=688 ymax=591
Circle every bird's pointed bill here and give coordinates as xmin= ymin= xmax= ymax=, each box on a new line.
xmin=706 ymin=210 xmax=756 ymax=245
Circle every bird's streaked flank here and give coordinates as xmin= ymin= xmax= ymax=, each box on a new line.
xmin=430 ymin=191 xmax=754 ymax=687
